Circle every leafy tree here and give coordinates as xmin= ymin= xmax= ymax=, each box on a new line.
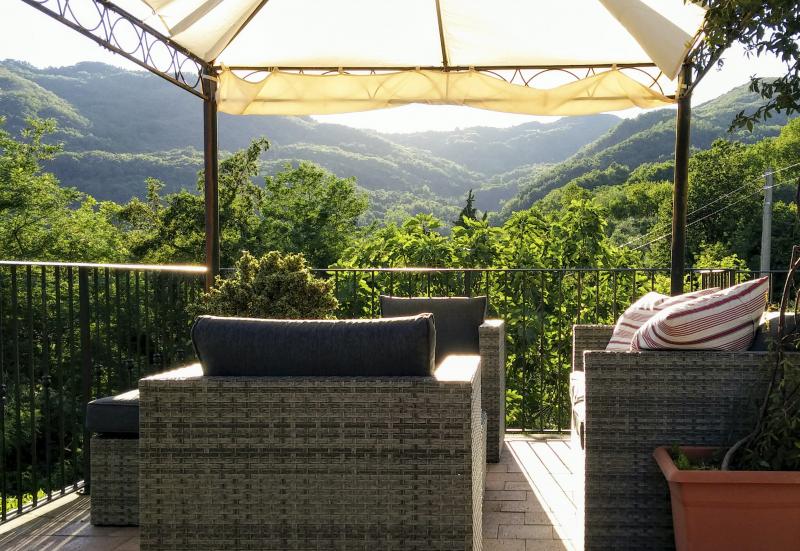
xmin=197 ymin=250 xmax=338 ymax=319
xmin=693 ymin=241 xmax=749 ymax=270
xmin=453 ymin=189 xmax=485 ymax=227
xmin=645 ymin=140 xmax=766 ymax=266
xmin=451 ymin=217 xmax=503 ymax=268
xmin=260 ymin=162 xmax=367 ymax=268
xmin=0 ymin=117 xmax=125 ymax=261
xmin=117 ymin=142 xmax=367 ymax=268
xmin=700 ymin=0 xmax=800 ymax=130
xmin=116 ymin=139 xmax=268 ymax=265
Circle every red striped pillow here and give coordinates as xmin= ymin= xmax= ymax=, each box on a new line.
xmin=606 ymin=289 xmax=720 ymax=351
xmin=632 ymin=276 xmax=769 ymax=351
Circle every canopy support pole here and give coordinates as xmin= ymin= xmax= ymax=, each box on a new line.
xmin=203 ymin=74 xmax=220 ymax=290
xmin=670 ymin=64 xmax=693 ymax=295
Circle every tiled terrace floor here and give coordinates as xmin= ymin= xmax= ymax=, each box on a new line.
xmin=0 ymin=434 xmax=581 ymax=551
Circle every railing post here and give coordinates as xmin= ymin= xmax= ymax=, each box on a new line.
xmin=78 ymin=267 xmax=92 ymax=494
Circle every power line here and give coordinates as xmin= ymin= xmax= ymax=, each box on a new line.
xmin=630 ymin=185 xmax=769 ymax=251
xmin=623 ymin=161 xmax=800 ymax=250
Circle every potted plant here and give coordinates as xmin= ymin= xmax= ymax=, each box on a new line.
xmin=654 ymin=246 xmax=800 ymax=551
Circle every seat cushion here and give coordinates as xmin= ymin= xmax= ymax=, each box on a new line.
xmin=632 ymin=276 xmax=769 ymax=351
xmin=569 ymin=371 xmax=585 ymax=412
xmin=606 ymin=289 xmax=719 ymax=351
xmin=750 ymin=311 xmax=798 ymax=351
xmin=380 ymin=296 xmax=487 ymax=364
xmin=86 ymin=390 xmax=139 ymax=435
xmin=192 ymin=314 xmax=436 ymax=377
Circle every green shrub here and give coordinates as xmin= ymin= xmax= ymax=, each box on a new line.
xmin=197 ymin=251 xmax=338 ymax=319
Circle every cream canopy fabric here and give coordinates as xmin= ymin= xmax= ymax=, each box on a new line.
xmin=116 ymin=0 xmax=707 ymax=116
xmin=219 ymin=68 xmax=674 ymax=116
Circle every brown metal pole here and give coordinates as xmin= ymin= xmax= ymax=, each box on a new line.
xmin=202 ymin=73 xmax=220 ymax=290
xmin=670 ymin=64 xmax=692 ymax=296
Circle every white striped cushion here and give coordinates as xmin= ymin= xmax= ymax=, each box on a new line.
xmin=605 ymin=289 xmax=720 ymax=351
xmin=632 ymin=276 xmax=769 ymax=351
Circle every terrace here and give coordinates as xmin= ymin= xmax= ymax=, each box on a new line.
xmin=3 ymin=1 xmax=796 ymax=550
xmin=0 ymin=261 xmax=784 ymax=550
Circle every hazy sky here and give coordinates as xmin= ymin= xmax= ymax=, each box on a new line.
xmin=0 ymin=3 xmax=790 ymax=133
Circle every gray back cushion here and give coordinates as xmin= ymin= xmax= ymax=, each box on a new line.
xmin=750 ymin=312 xmax=798 ymax=351
xmin=380 ymin=296 xmax=487 ymax=364
xmin=192 ymin=314 xmax=436 ymax=377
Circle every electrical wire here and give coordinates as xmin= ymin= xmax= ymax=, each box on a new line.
xmin=631 ymin=182 xmax=788 ymax=251
xmin=623 ymin=160 xmax=800 ymax=250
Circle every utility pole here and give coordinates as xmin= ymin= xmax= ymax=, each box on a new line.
xmin=760 ymin=168 xmax=773 ymax=276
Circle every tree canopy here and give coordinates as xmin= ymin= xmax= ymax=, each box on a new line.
xmin=701 ymin=0 xmax=800 ymax=130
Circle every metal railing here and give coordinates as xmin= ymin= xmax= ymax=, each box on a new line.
xmin=0 ymin=261 xmax=205 ymax=522
xmin=0 ymin=261 xmax=784 ymax=523
xmin=316 ymin=267 xmax=785 ymax=434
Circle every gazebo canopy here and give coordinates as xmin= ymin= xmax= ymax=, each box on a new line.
xmin=110 ymin=0 xmax=707 ymax=116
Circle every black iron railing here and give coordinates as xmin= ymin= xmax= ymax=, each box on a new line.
xmin=0 ymin=261 xmax=784 ymax=523
xmin=316 ymin=267 xmax=785 ymax=434
xmin=0 ymin=261 xmax=205 ymax=522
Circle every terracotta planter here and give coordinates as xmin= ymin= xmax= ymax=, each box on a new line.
xmin=654 ymin=446 xmax=800 ymax=551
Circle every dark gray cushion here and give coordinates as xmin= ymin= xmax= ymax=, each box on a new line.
xmin=192 ymin=314 xmax=436 ymax=377
xmin=750 ymin=312 xmax=798 ymax=351
xmin=86 ymin=389 xmax=139 ymax=435
xmin=380 ymin=296 xmax=487 ymax=364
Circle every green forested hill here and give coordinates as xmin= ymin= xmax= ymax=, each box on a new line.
xmin=0 ymin=60 xmax=615 ymax=218
xmin=500 ymin=82 xmax=791 ymax=218
xmin=0 ymin=59 xmax=789 ymax=221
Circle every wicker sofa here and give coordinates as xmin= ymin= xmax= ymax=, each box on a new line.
xmin=571 ymin=324 xmax=791 ymax=550
xmin=139 ymin=315 xmax=485 ymax=551
xmin=86 ymin=389 xmax=140 ymax=526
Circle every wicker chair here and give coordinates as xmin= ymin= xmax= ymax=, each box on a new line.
xmin=379 ymin=296 xmax=505 ymax=463
xmin=139 ymin=316 xmax=485 ymax=551
xmin=572 ymin=324 xmax=791 ymax=550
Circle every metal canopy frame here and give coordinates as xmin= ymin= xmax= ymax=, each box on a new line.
xmin=18 ymin=0 xmax=716 ymax=293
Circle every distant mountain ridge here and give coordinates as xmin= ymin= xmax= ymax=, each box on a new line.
xmin=0 ymin=59 xmax=789 ymax=221
xmin=499 ymin=81 xmax=791 ymax=217
xmin=0 ymin=60 xmax=617 ymax=219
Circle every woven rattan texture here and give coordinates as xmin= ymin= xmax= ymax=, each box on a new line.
xmin=572 ymin=325 xmax=614 ymax=372
xmin=577 ymin=324 xmax=787 ymax=550
xmin=479 ymin=320 xmax=505 ymax=463
xmin=90 ymin=437 xmax=139 ymax=526
xmin=140 ymin=368 xmax=483 ymax=551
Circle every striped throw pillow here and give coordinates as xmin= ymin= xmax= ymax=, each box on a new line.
xmin=632 ymin=276 xmax=769 ymax=351
xmin=606 ymin=289 xmax=719 ymax=351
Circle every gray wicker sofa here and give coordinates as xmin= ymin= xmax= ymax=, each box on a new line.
xmin=139 ymin=315 xmax=485 ymax=551
xmin=571 ymin=324 xmax=794 ymax=550
xmin=85 ymin=389 xmax=140 ymax=526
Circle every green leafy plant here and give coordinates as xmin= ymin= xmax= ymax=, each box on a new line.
xmin=197 ymin=250 xmax=338 ymax=319
xmin=722 ymin=244 xmax=800 ymax=471
xmin=3 ymin=489 xmax=46 ymax=513
xmin=670 ymin=445 xmax=724 ymax=471
xmin=505 ymin=389 xmax=524 ymax=426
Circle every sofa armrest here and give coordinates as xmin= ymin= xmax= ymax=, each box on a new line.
xmin=572 ymin=325 xmax=614 ymax=372
xmin=479 ymin=319 xmax=505 ymax=462
xmin=139 ymin=362 xmax=484 ymax=550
